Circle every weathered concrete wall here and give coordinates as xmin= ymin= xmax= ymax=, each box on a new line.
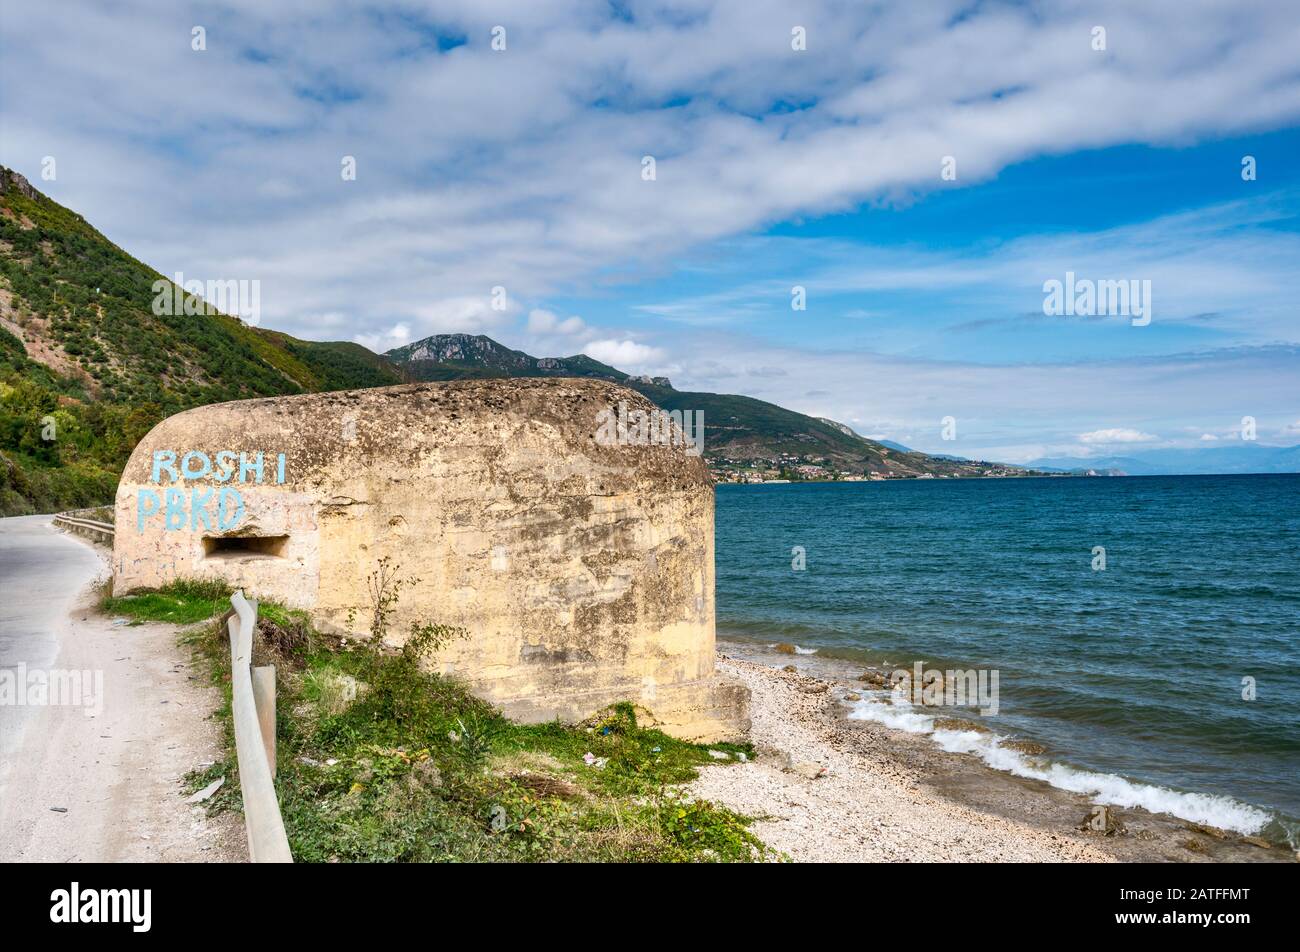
xmin=113 ymin=377 xmax=748 ymax=741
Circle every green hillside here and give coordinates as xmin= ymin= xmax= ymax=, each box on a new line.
xmin=0 ymin=167 xmax=402 ymax=515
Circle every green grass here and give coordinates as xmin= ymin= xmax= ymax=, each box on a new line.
xmin=101 ymin=577 xmax=234 ymax=625
xmin=141 ymin=579 xmax=770 ymax=863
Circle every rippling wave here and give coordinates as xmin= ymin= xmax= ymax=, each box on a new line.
xmin=715 ymin=474 xmax=1300 ymax=842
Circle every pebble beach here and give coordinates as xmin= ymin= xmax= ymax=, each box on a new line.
xmin=687 ymin=649 xmax=1293 ymax=863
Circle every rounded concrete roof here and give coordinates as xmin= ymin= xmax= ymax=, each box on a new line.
xmin=121 ymin=377 xmax=711 ymax=496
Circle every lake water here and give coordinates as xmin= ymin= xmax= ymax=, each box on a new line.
xmin=714 ymin=475 xmax=1300 ymax=843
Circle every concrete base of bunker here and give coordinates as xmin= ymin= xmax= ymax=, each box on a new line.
xmin=496 ymin=675 xmax=751 ymax=744
xmin=112 ymin=377 xmax=751 ymax=742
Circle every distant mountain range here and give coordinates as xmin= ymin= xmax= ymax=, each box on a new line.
xmin=5 ymin=165 xmax=1287 ymax=515
xmin=1029 ymin=444 xmax=1300 ymax=476
xmin=384 ymin=333 xmax=1040 ymax=479
xmin=387 ymin=333 xmax=638 ymax=384
xmin=388 ymin=338 xmax=1300 ymax=478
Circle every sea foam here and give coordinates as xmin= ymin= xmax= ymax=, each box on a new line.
xmin=847 ymin=694 xmax=1272 ymax=835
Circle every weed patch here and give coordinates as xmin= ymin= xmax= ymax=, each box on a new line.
xmin=145 ymin=574 xmax=771 ymax=863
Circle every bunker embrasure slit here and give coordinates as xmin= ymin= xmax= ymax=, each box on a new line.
xmin=202 ymin=535 xmax=289 ymax=560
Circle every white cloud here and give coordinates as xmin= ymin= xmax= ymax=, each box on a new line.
xmin=646 ymin=329 xmax=1298 ymax=460
xmin=4 ymin=1 xmax=1300 ymax=346
xmin=411 ymin=296 xmax=515 ymax=336
xmin=353 ymin=322 xmax=411 ymax=352
xmin=583 ymin=339 xmax=666 ymax=369
xmin=5 ymin=2 xmax=1299 ymax=456
xmin=1200 ymin=433 xmax=1219 ymax=441
xmin=1078 ymin=428 xmax=1160 ymax=444
xmin=527 ymin=308 xmax=586 ymax=335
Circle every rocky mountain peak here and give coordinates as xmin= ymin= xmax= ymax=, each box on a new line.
xmin=0 ymin=167 xmax=40 ymax=201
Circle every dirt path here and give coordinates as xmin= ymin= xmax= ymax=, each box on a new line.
xmin=0 ymin=516 xmax=243 ymax=862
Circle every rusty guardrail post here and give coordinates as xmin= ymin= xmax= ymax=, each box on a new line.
xmin=227 ymin=590 xmax=292 ymax=862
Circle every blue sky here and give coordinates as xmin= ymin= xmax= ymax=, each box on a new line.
xmin=560 ymin=128 xmax=1300 ymax=366
xmin=2 ymin=0 xmax=1298 ymax=462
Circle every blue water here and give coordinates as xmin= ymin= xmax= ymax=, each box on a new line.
xmin=715 ymin=475 xmax=1300 ymax=839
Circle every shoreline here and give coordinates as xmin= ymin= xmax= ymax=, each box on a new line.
xmin=688 ymin=643 xmax=1294 ymax=863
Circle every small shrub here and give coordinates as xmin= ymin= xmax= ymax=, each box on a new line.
xmin=450 ymin=713 xmax=498 ymax=767
xmin=303 ymin=668 xmax=363 ymax=717
xmin=404 ymin=621 xmax=469 ymax=664
xmin=658 ymin=794 xmax=766 ymax=862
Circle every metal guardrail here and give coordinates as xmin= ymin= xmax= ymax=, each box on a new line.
xmin=52 ymin=508 xmax=115 ymax=544
xmin=225 ymin=590 xmax=293 ymax=863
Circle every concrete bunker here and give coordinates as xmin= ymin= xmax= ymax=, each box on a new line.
xmin=112 ymin=377 xmax=749 ymax=741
